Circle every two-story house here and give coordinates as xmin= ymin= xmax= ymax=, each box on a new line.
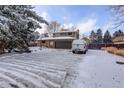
xmin=37 ymin=29 xmax=79 ymax=49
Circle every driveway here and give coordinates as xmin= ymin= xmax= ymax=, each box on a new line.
xmin=0 ymin=47 xmax=124 ymax=88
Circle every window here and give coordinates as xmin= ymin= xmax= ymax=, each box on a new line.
xmin=68 ymin=32 xmax=72 ymax=35
xmin=42 ymin=41 xmax=45 ymax=43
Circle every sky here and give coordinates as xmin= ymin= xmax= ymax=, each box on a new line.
xmin=34 ymin=5 xmax=116 ymax=35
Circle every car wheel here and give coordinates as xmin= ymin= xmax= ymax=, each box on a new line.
xmin=72 ymin=51 xmax=75 ymax=54
xmin=83 ymin=51 xmax=86 ymax=54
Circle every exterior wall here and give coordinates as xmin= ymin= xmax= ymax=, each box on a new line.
xmin=53 ymin=30 xmax=79 ymax=39
xmin=37 ymin=40 xmax=42 ymax=47
xmin=49 ymin=41 xmax=55 ymax=48
xmin=38 ymin=40 xmax=55 ymax=48
xmin=41 ymin=40 xmax=50 ymax=47
xmin=38 ymin=39 xmax=73 ymax=49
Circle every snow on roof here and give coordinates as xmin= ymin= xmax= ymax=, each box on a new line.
xmin=113 ymin=36 xmax=124 ymax=42
xmin=53 ymin=30 xmax=78 ymax=34
xmin=41 ymin=36 xmax=75 ymax=40
xmin=114 ymin=42 xmax=124 ymax=44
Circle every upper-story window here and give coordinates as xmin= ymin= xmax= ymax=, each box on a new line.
xmin=68 ymin=32 xmax=72 ymax=35
xmin=60 ymin=33 xmax=67 ymax=36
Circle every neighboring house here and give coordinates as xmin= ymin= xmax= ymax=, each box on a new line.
xmin=37 ymin=29 xmax=79 ymax=49
xmin=113 ymin=36 xmax=124 ymax=44
xmin=111 ymin=36 xmax=124 ymax=49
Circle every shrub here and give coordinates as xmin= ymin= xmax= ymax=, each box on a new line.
xmin=105 ymin=47 xmax=118 ymax=54
xmin=114 ymin=50 xmax=124 ymax=57
xmin=101 ymin=46 xmax=124 ymax=57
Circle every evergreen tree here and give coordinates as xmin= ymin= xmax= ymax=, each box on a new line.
xmin=96 ymin=29 xmax=103 ymax=44
xmin=113 ymin=29 xmax=124 ymax=37
xmin=29 ymin=31 xmax=40 ymax=42
xmin=0 ymin=5 xmax=48 ymax=52
xmin=103 ymin=30 xmax=112 ymax=44
xmin=89 ymin=30 xmax=96 ymax=44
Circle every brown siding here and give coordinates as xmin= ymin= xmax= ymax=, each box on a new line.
xmin=49 ymin=40 xmax=55 ymax=48
xmin=38 ymin=39 xmax=73 ymax=49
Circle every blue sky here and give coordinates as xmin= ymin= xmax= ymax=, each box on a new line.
xmin=34 ymin=5 xmax=115 ymax=35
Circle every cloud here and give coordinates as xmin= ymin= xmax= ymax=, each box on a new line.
xmin=77 ymin=19 xmax=98 ymax=34
xmin=62 ymin=16 xmax=67 ymax=20
xmin=61 ymin=23 xmax=74 ymax=29
xmin=41 ymin=11 xmax=50 ymax=21
xmin=36 ymin=11 xmax=50 ymax=34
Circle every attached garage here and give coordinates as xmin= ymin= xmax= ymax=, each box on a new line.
xmin=38 ymin=37 xmax=75 ymax=49
xmin=55 ymin=40 xmax=72 ymax=49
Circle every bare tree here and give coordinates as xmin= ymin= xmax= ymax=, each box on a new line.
xmin=111 ymin=5 xmax=124 ymax=28
xmin=46 ymin=21 xmax=61 ymax=37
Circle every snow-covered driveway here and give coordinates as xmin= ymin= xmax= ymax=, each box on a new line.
xmin=0 ymin=48 xmax=124 ymax=88
xmin=65 ymin=50 xmax=124 ymax=88
xmin=0 ymin=48 xmax=79 ymax=88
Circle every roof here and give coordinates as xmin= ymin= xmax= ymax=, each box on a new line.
xmin=53 ymin=30 xmax=78 ymax=34
xmin=113 ymin=42 xmax=124 ymax=44
xmin=40 ymin=36 xmax=75 ymax=40
xmin=113 ymin=36 xmax=124 ymax=42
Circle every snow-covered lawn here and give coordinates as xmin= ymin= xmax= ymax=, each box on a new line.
xmin=0 ymin=47 xmax=124 ymax=88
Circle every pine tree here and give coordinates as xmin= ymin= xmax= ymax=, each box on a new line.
xmin=89 ymin=30 xmax=96 ymax=44
xmin=96 ymin=29 xmax=103 ymax=44
xmin=0 ymin=5 xmax=48 ymax=52
xmin=113 ymin=29 xmax=124 ymax=37
xmin=103 ymin=30 xmax=112 ymax=44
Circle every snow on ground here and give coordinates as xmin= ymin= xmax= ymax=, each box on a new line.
xmin=0 ymin=47 xmax=78 ymax=88
xmin=64 ymin=50 xmax=124 ymax=88
xmin=0 ymin=47 xmax=124 ymax=88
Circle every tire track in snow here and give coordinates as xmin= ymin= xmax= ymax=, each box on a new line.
xmin=0 ymin=60 xmax=66 ymax=85
xmin=0 ymin=71 xmax=38 ymax=88
xmin=0 ymin=73 xmax=25 ymax=88
xmin=2 ymin=59 xmax=66 ymax=76
xmin=0 ymin=49 xmax=69 ymax=88
xmin=1 ymin=55 xmax=66 ymax=71
xmin=0 ymin=67 xmax=47 ymax=87
xmin=0 ymin=62 xmax=61 ymax=88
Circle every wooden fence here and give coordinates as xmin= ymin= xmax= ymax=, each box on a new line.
xmin=88 ymin=43 xmax=124 ymax=49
